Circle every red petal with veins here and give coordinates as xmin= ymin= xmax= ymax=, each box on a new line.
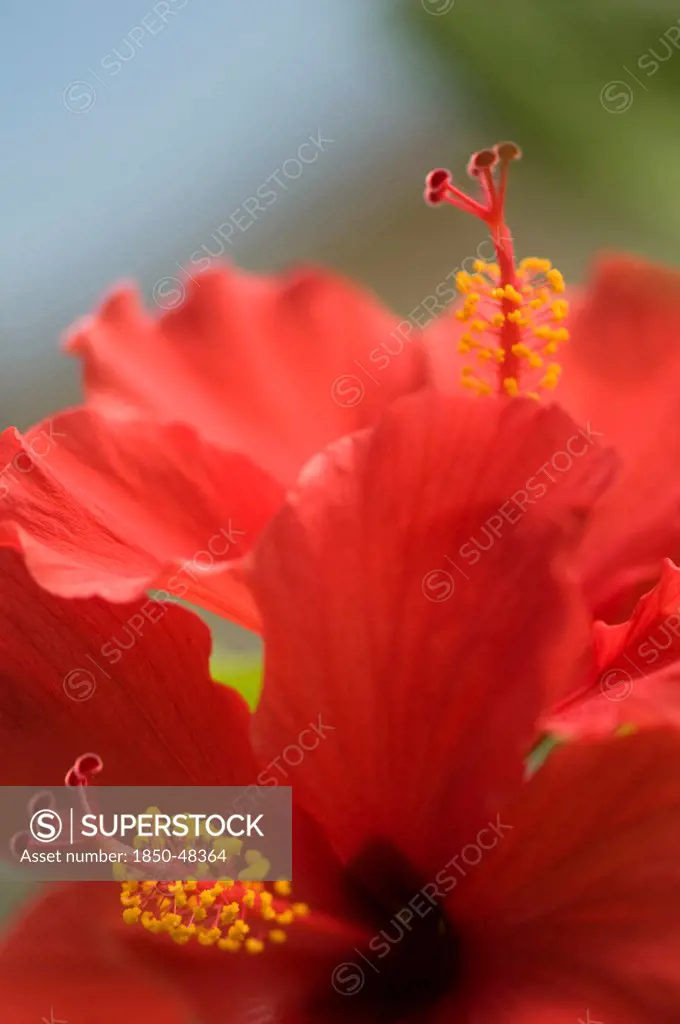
xmin=250 ymin=390 xmax=616 ymax=879
xmin=558 ymin=255 xmax=680 ymax=621
xmin=0 ymin=548 xmax=255 ymax=785
xmin=0 ymin=883 xmax=194 ymax=1024
xmin=0 ymin=409 xmax=283 ymax=631
xmin=546 ymin=558 xmax=680 ymax=737
xmin=65 ymin=265 xmax=426 ymax=486
xmin=454 ymin=730 xmax=680 ymax=1022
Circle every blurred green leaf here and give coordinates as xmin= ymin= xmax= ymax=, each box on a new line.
xmin=211 ymin=653 xmax=263 ymax=711
xmin=526 ymin=733 xmax=564 ymax=776
xmin=408 ymin=0 xmax=680 ymax=260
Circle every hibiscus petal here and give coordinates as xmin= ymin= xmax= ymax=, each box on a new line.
xmin=0 ymin=548 xmax=255 ymax=785
xmin=0 ymin=408 xmax=284 ymax=630
xmin=0 ymin=883 xmax=193 ymax=1024
xmin=558 ymin=255 xmax=680 ymax=620
xmin=546 ymin=558 xmax=680 ymax=737
xmin=250 ymin=390 xmax=616 ymax=877
xmin=65 ymin=266 xmax=427 ymax=486
xmin=455 ymin=729 xmax=680 ymax=1023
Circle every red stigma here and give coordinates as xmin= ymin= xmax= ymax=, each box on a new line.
xmin=65 ymin=752 xmax=103 ymax=786
xmin=423 ymin=142 xmax=569 ymax=398
xmin=424 ymin=168 xmax=452 ymax=205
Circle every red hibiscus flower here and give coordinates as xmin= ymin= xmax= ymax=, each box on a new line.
xmin=3 ymin=391 xmax=680 ymax=1023
xmin=0 ymin=146 xmax=677 ymax=633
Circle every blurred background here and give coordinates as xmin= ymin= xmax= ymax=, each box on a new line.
xmin=3 ymin=0 xmax=680 ymax=917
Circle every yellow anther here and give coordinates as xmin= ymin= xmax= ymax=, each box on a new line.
xmin=616 ymin=723 xmax=638 ymax=737
xmin=511 ymin=343 xmax=532 ymax=358
xmin=468 ymin=319 xmax=488 ymax=333
xmin=198 ymin=928 xmax=222 ymax=946
xmin=503 ymin=284 xmax=523 ymax=304
xmin=238 ymin=863 xmax=270 ymax=882
xmin=451 ymin=252 xmax=567 ymax=400
xmin=460 ymin=374 xmax=492 ymax=396
xmin=121 ymin=874 xmax=308 ymax=956
xmin=455 ymin=271 xmax=474 ymax=294
xmin=218 ymin=938 xmax=242 ymax=952
xmin=518 ymin=258 xmax=552 ymax=274
xmin=212 ymin=837 xmax=243 ymax=856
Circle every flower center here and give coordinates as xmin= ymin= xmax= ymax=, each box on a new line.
xmin=120 ymin=877 xmax=310 ymax=952
xmin=425 ymin=142 xmax=570 ymax=398
xmin=317 ymin=840 xmax=464 ymax=1017
xmin=64 ymin=755 xmax=309 ymax=954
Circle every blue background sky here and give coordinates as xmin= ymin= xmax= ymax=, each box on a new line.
xmin=2 ymin=0 xmax=451 ymax=427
